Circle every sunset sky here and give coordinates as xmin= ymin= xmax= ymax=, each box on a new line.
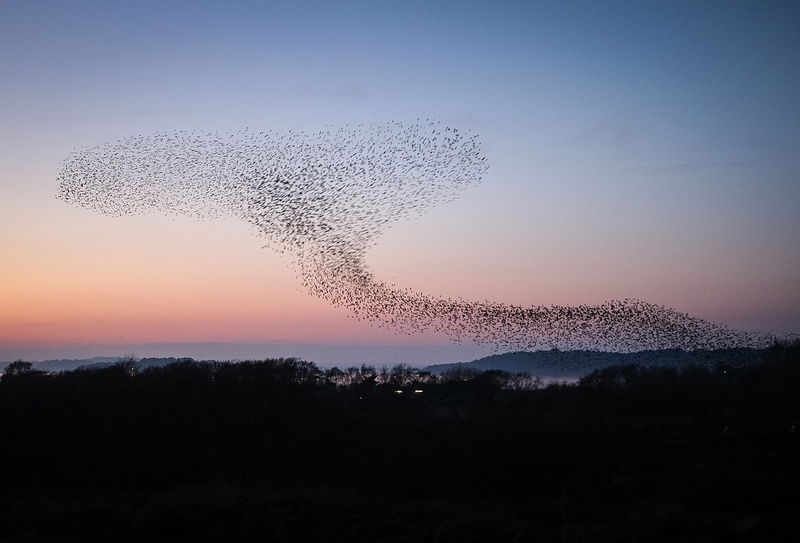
xmin=1 ymin=1 xmax=798 ymax=364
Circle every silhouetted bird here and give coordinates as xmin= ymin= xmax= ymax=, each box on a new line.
xmin=56 ymin=121 xmax=771 ymax=352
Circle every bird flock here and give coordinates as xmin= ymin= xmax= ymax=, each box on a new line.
xmin=56 ymin=120 xmax=772 ymax=351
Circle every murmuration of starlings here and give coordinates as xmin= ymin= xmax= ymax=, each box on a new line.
xmin=57 ymin=120 xmax=774 ymax=351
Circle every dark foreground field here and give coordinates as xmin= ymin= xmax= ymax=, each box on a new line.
xmin=1 ymin=344 xmax=798 ymax=542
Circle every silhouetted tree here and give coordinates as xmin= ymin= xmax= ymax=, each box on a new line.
xmin=388 ymin=364 xmax=417 ymax=386
xmin=440 ymin=365 xmax=480 ymax=382
xmin=2 ymin=360 xmax=33 ymax=378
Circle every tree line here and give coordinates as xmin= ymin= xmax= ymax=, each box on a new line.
xmin=0 ymin=342 xmax=797 ymax=542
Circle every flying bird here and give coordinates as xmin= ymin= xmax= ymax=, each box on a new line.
xmin=56 ymin=120 xmax=772 ymax=352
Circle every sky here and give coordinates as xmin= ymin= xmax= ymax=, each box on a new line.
xmin=1 ymin=1 xmax=798 ymax=365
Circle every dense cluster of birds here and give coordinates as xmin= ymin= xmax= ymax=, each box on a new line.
xmin=56 ymin=120 xmax=772 ymax=351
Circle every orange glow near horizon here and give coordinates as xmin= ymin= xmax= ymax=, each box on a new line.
xmin=0 ymin=214 xmax=454 ymax=347
xmin=2 ymin=203 xmax=798 ymax=352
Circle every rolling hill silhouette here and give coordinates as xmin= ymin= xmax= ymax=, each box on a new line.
xmin=425 ymin=348 xmax=766 ymax=378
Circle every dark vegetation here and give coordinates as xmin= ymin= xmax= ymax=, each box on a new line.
xmin=1 ymin=343 xmax=798 ymax=542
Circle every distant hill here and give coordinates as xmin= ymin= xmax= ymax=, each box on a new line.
xmin=74 ymin=357 xmax=216 ymax=371
xmin=0 ymin=357 xmax=120 ymax=373
xmin=0 ymin=357 xmax=212 ymax=373
xmin=425 ymin=348 xmax=767 ymax=378
xmin=3 ymin=349 xmax=769 ymax=378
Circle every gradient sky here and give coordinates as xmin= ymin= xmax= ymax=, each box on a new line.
xmin=1 ymin=1 xmax=799 ymax=364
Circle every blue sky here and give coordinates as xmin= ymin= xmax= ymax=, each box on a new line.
xmin=1 ymin=1 xmax=798 ymax=362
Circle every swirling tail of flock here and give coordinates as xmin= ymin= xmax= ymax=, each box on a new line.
xmin=56 ymin=120 xmax=774 ymax=351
